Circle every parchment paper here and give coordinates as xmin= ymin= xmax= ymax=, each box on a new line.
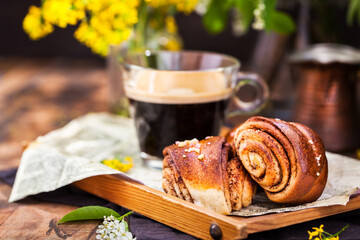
xmin=9 ymin=113 xmax=360 ymax=216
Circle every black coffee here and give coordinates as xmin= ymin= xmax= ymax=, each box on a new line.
xmin=130 ymin=98 xmax=229 ymax=158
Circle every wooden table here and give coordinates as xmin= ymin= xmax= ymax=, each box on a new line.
xmin=1 ymin=57 xmax=359 ymax=239
xmin=0 ymin=57 xmax=108 ymax=239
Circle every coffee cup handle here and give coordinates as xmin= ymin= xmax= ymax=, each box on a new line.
xmin=227 ymin=72 xmax=269 ymax=118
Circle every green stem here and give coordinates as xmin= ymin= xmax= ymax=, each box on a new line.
xmin=117 ymin=211 xmax=134 ymax=221
xmin=322 ymin=225 xmax=349 ymax=239
xmin=131 ymin=0 xmax=149 ymax=51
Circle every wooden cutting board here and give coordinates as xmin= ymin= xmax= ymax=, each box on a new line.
xmin=73 ymin=174 xmax=360 ymax=240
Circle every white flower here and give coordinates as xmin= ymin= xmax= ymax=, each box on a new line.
xmin=252 ymin=0 xmax=266 ymax=30
xmin=96 ymin=215 xmax=136 ymax=240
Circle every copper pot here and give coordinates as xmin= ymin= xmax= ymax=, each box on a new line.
xmin=290 ymin=44 xmax=360 ymax=152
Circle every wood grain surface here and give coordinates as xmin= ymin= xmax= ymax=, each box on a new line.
xmin=0 ymin=57 xmax=109 ymax=239
xmin=74 ymin=174 xmax=360 ymax=240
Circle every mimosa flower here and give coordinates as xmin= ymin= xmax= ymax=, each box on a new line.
xmin=165 ymin=16 xmax=178 ymax=34
xmin=74 ymin=0 xmax=139 ymax=56
xmin=308 ymin=224 xmax=348 ymax=240
xmin=101 ymin=156 xmax=134 ymax=172
xmin=174 ymin=0 xmax=198 ymax=14
xmin=42 ymin=0 xmax=85 ymax=28
xmin=23 ymin=6 xmax=54 ymax=40
xmin=146 ymin=0 xmax=198 ymax=14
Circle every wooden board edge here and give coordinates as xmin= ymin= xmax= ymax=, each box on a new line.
xmin=74 ymin=174 xmax=360 ymax=239
xmin=232 ymin=195 xmax=360 ymax=235
xmin=73 ymin=174 xmax=248 ymax=240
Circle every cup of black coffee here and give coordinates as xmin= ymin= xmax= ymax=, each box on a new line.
xmin=119 ymin=50 xmax=269 ymax=169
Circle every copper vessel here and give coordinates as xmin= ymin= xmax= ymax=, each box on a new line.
xmin=290 ymin=44 xmax=360 ymax=152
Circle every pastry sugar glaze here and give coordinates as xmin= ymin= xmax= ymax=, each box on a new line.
xmin=162 ymin=136 xmax=256 ymax=214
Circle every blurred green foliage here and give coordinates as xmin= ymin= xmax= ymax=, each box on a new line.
xmin=347 ymin=0 xmax=360 ymax=26
xmin=202 ymin=0 xmax=295 ymax=35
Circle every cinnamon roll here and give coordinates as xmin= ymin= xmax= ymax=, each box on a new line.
xmin=233 ymin=116 xmax=328 ymax=205
xmin=162 ymin=136 xmax=256 ymax=214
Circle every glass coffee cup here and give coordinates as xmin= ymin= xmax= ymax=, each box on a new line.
xmin=119 ymin=50 xmax=269 ymax=169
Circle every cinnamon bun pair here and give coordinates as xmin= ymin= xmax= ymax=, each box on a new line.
xmin=162 ymin=117 xmax=328 ymax=214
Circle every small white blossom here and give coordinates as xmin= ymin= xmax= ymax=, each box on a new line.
xmin=252 ymin=0 xmax=266 ymax=30
xmin=258 ymin=2 xmax=265 ymax=10
xmin=96 ymin=215 xmax=136 ymax=240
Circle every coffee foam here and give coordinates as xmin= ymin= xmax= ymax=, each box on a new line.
xmin=125 ymin=70 xmax=232 ymax=104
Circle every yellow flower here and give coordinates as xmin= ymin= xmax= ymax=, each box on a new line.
xmin=74 ymin=0 xmax=138 ymax=56
xmin=165 ymin=16 xmax=177 ymax=34
xmin=42 ymin=0 xmax=85 ymax=28
xmin=308 ymin=224 xmax=348 ymax=240
xmin=308 ymin=230 xmax=319 ymax=240
xmin=174 ymin=0 xmax=198 ymax=14
xmin=24 ymin=0 xmax=186 ymax=56
xmin=313 ymin=225 xmax=324 ymax=234
xmin=163 ymin=36 xmax=182 ymax=50
xmin=74 ymin=21 xmax=106 ymax=56
xmin=73 ymin=0 xmax=85 ymax=10
xmin=308 ymin=225 xmax=324 ymax=240
xmin=146 ymin=0 xmax=198 ymax=14
xmin=145 ymin=0 xmax=167 ymax=8
xmin=23 ymin=6 xmax=54 ymax=40
xmin=102 ymin=156 xmax=134 ymax=172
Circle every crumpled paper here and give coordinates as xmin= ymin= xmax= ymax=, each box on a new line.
xmin=9 ymin=113 xmax=360 ymax=216
xmin=9 ymin=113 xmax=162 ymax=203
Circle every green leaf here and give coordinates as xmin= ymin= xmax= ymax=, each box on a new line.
xmin=347 ymin=0 xmax=360 ymax=26
xmin=263 ymin=0 xmax=277 ymax=24
xmin=234 ymin=0 xmax=256 ymax=32
xmin=58 ymin=206 xmax=121 ymax=224
xmin=202 ymin=0 xmax=232 ymax=34
xmin=122 ymin=218 xmax=129 ymax=231
xmin=267 ymin=11 xmax=296 ymax=34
